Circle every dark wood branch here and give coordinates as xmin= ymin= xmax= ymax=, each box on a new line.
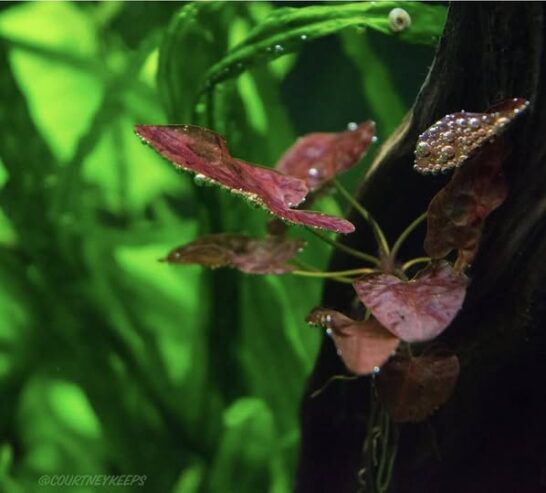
xmin=297 ymin=3 xmax=546 ymax=492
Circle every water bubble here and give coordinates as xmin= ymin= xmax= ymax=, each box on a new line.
xmin=456 ymin=118 xmax=467 ymax=127
xmin=193 ymin=173 xmax=207 ymax=186
xmin=274 ymin=44 xmax=284 ymax=54
xmin=300 ymin=34 xmax=308 ymax=41
xmin=308 ymin=167 xmax=321 ymax=178
xmin=347 ymin=121 xmax=358 ymax=131
xmin=468 ymin=117 xmax=480 ymax=128
xmin=325 ymin=314 xmax=332 ymax=325
xmin=371 ymin=136 xmax=378 ymax=143
xmin=372 ymin=366 xmax=381 ymax=374
xmin=439 ymin=145 xmax=455 ymax=162
xmin=326 ymin=328 xmax=333 ymax=337
xmin=415 ymin=141 xmax=431 ymax=157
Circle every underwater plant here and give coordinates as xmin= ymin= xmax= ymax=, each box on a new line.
xmin=135 ymin=96 xmax=528 ymax=489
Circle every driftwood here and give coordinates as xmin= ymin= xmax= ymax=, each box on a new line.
xmin=296 ymin=4 xmax=546 ymax=492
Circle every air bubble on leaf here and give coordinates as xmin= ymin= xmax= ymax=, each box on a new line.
xmin=347 ymin=121 xmax=358 ymax=131
xmin=274 ymin=44 xmax=284 ymax=53
xmin=439 ymin=145 xmax=455 ymax=163
xmin=415 ymin=141 xmax=431 ymax=157
xmin=300 ymin=34 xmax=308 ymax=41
xmin=193 ymin=173 xmax=208 ymax=186
xmin=372 ymin=136 xmax=378 ymax=143
xmin=468 ymin=117 xmax=481 ymax=128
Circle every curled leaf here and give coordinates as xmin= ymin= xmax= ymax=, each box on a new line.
xmin=376 ymin=353 xmax=460 ymax=422
xmin=413 ymin=98 xmax=528 ymax=174
xmin=353 ymin=261 xmax=468 ymax=343
xmin=135 ymin=125 xmax=355 ymax=233
xmin=424 ymin=139 xmax=510 ymax=265
xmin=275 ymin=121 xmax=375 ymax=191
xmin=163 ymin=233 xmax=305 ymax=275
xmin=306 ymin=308 xmax=399 ymax=375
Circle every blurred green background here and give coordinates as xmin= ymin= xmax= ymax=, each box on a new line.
xmin=0 ymin=2 xmax=444 ymax=492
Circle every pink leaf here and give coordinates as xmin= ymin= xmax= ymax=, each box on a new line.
xmin=306 ymin=308 xmax=399 ymax=375
xmin=162 ymin=233 xmax=305 ymax=275
xmin=424 ymin=139 xmax=510 ymax=265
xmin=413 ymin=98 xmax=528 ymax=174
xmin=376 ymin=353 xmax=460 ymax=422
xmin=353 ymin=261 xmax=468 ymax=343
xmin=135 ymin=125 xmax=355 ymax=234
xmin=275 ymin=122 xmax=376 ymax=191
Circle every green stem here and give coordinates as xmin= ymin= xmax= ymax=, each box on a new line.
xmin=309 ymin=374 xmax=360 ymax=399
xmin=292 ymin=267 xmax=377 ymax=278
xmin=390 ymin=211 xmax=428 ymax=261
xmin=306 ymin=227 xmax=380 ymax=265
xmin=401 ymin=256 xmax=431 ymax=272
xmin=291 ymin=259 xmax=354 ymax=284
xmin=332 ymin=179 xmax=390 ymax=256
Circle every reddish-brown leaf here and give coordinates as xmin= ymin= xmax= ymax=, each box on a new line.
xmin=424 ymin=139 xmax=510 ymax=265
xmin=413 ymin=98 xmax=528 ymax=174
xmin=376 ymin=353 xmax=460 ymax=422
xmin=163 ymin=233 xmax=305 ymax=275
xmin=135 ymin=125 xmax=355 ymax=234
xmin=306 ymin=308 xmax=399 ymax=375
xmin=353 ymin=261 xmax=468 ymax=343
xmin=275 ymin=121 xmax=376 ymax=191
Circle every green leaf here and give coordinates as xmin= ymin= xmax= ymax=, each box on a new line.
xmin=208 ymin=398 xmax=281 ymax=493
xmin=0 ymin=2 xmax=104 ymax=162
xmin=203 ymin=1 xmax=447 ymax=88
xmin=158 ymin=2 xmax=245 ymax=122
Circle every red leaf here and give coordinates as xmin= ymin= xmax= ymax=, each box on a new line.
xmin=306 ymin=308 xmax=399 ymax=375
xmin=376 ymin=353 xmax=460 ymax=422
xmin=353 ymin=261 xmax=468 ymax=343
xmin=163 ymin=233 xmax=305 ymax=275
xmin=413 ymin=98 xmax=528 ymax=174
xmin=424 ymin=139 xmax=510 ymax=264
xmin=275 ymin=122 xmax=376 ymax=191
xmin=135 ymin=125 xmax=355 ymax=234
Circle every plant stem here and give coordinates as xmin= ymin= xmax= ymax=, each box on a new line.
xmin=390 ymin=211 xmax=428 ymax=261
xmin=291 ymin=259 xmax=354 ymax=284
xmin=332 ymin=178 xmax=390 ymax=257
xmin=306 ymin=227 xmax=380 ymax=266
xmin=310 ymin=374 xmax=360 ymax=399
xmin=293 ymin=267 xmax=377 ymax=278
xmin=401 ymin=256 xmax=431 ymax=272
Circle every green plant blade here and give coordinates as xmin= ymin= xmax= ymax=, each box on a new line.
xmin=203 ymin=1 xmax=447 ymax=89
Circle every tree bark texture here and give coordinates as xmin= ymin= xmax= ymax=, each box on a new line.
xmin=296 ymin=3 xmax=546 ymax=492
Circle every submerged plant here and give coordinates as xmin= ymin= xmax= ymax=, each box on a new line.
xmin=135 ymin=97 xmax=528 ymax=490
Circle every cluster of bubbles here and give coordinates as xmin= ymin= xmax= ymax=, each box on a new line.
xmin=413 ymin=98 xmax=529 ymax=174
